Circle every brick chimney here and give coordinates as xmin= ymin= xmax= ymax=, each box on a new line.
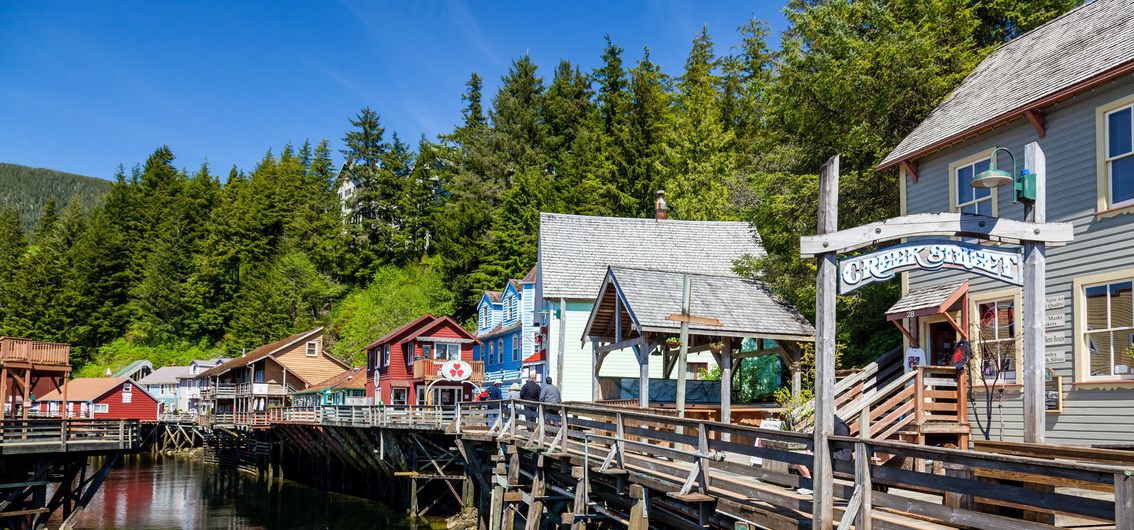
xmin=655 ymin=190 xmax=667 ymax=220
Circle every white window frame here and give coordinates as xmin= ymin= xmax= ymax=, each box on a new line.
xmin=123 ymin=382 xmax=132 ymax=393
xmin=968 ymin=288 xmax=1022 ymax=386
xmin=512 ymin=336 xmax=519 ymax=362
xmin=382 ymin=345 xmax=390 ymax=368
xmin=91 ymin=403 xmax=109 ymax=414
xmin=306 ymin=341 xmax=319 ymax=357
xmin=1074 ymin=268 xmax=1134 ymax=382
xmin=948 ymin=149 xmax=998 ymax=217
xmin=1097 ymin=93 xmax=1134 ymax=216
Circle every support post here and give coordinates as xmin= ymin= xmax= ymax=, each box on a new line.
xmin=635 ymin=343 xmax=649 ymax=409
xmin=628 ymin=484 xmax=649 ymax=530
xmin=1115 ymin=472 xmax=1133 ymax=529
xmin=1022 ymin=142 xmax=1046 ymax=444
xmin=720 ymin=340 xmax=732 ymax=431
xmin=489 ymin=485 xmax=504 ymax=530
xmin=675 ymin=274 xmax=691 ymax=419
xmin=855 ymin=442 xmax=872 ymax=530
xmin=61 ymin=372 xmax=69 ymax=418
xmin=812 ymin=154 xmax=840 ymax=529
xmin=557 ymin=298 xmax=567 ymax=398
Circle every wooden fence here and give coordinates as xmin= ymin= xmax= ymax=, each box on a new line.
xmin=0 ymin=419 xmax=139 ymax=454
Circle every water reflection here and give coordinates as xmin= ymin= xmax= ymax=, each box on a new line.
xmin=54 ymin=456 xmax=432 ymax=530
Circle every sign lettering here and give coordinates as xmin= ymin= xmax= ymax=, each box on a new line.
xmin=838 ymin=240 xmax=1022 ymax=294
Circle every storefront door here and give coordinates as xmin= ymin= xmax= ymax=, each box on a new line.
xmin=927 ymin=322 xmax=956 ymax=366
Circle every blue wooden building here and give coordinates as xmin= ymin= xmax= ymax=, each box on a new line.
xmin=475 ymin=267 xmax=544 ymax=385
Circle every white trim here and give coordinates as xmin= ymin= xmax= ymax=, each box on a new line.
xmin=305 ymin=341 xmax=319 ymax=357
xmin=1073 ymin=267 xmax=1134 ymax=382
xmin=948 ymin=148 xmax=999 ymax=217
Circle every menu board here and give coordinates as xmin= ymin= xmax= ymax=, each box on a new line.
xmin=1045 ymin=375 xmax=1062 ymax=413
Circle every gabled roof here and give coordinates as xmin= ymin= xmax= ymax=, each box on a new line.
xmin=881 ymin=0 xmax=1134 ymax=168
xmin=401 ymin=316 xmax=479 ymax=344
xmin=886 ymin=281 xmax=969 ymax=320
xmin=502 ymin=280 xmax=521 ymax=298
xmin=364 ymin=314 xmax=436 ymax=351
xmin=137 ymin=366 xmax=192 ymax=386
xmin=585 ymin=267 xmax=815 ymax=342
xmin=113 ymin=359 xmax=153 ymax=378
xmin=485 ymin=291 xmax=502 ymax=303
xmin=37 ymin=377 xmax=156 ymax=403
xmin=292 ymin=367 xmax=366 ymax=395
xmin=538 ymin=213 xmax=764 ymax=300
xmin=521 ymin=264 xmax=538 ymax=283
xmin=197 ymin=328 xmax=323 ymax=379
xmin=477 ymin=321 xmax=523 ymax=340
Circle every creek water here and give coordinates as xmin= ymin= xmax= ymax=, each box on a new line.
xmin=50 ymin=455 xmax=442 ymax=529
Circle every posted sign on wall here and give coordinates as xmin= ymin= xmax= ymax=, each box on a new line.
xmin=839 ymin=239 xmax=1022 ymax=294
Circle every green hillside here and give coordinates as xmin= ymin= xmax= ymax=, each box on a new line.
xmin=0 ymin=163 xmax=111 ymax=233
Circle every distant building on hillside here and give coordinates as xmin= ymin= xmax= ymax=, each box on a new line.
xmin=474 ymin=267 xmax=543 ymax=386
xmin=196 ymin=328 xmax=349 ymax=427
xmin=35 ymin=377 xmax=159 ymax=421
xmin=137 ymin=366 xmax=189 ymax=413
xmin=291 ymin=367 xmax=367 ymax=407
xmin=113 ymin=359 xmax=153 ymax=382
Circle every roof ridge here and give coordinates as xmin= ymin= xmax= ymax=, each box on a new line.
xmin=540 ymin=211 xmax=752 ymax=226
xmin=608 ymin=265 xmax=748 ymax=279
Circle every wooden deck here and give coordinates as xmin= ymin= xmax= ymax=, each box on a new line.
xmin=0 ymin=419 xmax=140 ymax=455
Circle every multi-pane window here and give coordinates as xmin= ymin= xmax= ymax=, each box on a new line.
xmin=512 ymin=337 xmax=519 ymax=362
xmin=497 ymin=340 xmax=503 ymax=364
xmin=305 ymin=341 xmax=318 ymax=357
xmin=977 ymin=300 xmax=1017 ymax=382
xmin=382 ymin=345 xmax=390 ymax=368
xmin=1084 ymin=280 xmax=1134 ymax=379
xmin=504 ymin=297 xmax=513 ymax=321
xmin=434 ymin=343 xmax=459 ymax=360
xmin=1106 ymin=105 xmax=1134 ymax=207
xmin=955 ymin=158 xmax=993 ymax=215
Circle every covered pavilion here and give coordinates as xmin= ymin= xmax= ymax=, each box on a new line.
xmin=582 ymin=266 xmax=816 ymax=426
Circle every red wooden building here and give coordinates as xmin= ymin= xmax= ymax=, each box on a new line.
xmin=365 ymin=314 xmax=483 ymax=406
xmin=34 ymin=377 xmax=159 ymax=420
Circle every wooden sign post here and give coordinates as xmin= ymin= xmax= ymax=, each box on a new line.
xmin=800 ymin=143 xmax=1067 ymax=528
xmin=813 ymin=155 xmax=839 ymax=528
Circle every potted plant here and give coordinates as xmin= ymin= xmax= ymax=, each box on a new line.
xmin=708 ymin=340 xmax=725 ymax=354
xmin=666 ymin=337 xmax=682 ymax=350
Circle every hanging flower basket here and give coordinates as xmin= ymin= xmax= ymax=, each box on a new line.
xmin=665 ymin=337 xmax=682 ymax=350
xmin=708 ymin=341 xmax=725 ymax=354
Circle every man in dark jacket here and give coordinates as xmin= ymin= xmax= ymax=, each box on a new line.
xmin=519 ymin=373 xmax=541 ymax=424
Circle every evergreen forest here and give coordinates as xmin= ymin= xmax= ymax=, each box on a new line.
xmin=0 ymin=1 xmax=1078 ymax=377
xmin=0 ymin=163 xmax=111 ymax=232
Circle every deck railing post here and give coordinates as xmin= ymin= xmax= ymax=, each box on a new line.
xmin=859 ymin=404 xmax=870 ymax=439
xmin=509 ymin=401 xmax=517 ymax=439
xmin=456 ymin=402 xmax=463 ymax=434
xmin=1117 ymin=472 xmax=1134 ymax=529
xmin=855 ymin=441 xmax=872 ymax=530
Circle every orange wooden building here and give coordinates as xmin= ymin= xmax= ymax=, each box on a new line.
xmin=0 ymin=337 xmax=71 ymax=419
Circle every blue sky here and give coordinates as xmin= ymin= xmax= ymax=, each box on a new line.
xmin=1 ymin=1 xmax=789 ymax=180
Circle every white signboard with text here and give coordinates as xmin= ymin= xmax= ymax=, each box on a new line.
xmin=839 ymin=239 xmax=1022 ymax=294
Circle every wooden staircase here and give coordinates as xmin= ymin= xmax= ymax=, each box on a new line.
xmin=798 ymin=348 xmax=970 ymax=451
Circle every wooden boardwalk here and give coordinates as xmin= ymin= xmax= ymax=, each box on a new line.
xmin=454 ymin=400 xmax=1134 ymax=530
xmin=0 ymin=419 xmax=139 ymax=455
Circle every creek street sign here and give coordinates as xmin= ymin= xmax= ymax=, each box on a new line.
xmin=839 ymin=239 xmax=1022 ymax=294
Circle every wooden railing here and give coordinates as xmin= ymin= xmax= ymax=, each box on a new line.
xmin=202 ymin=383 xmax=236 ymax=399
xmin=412 ymin=358 xmax=485 ymax=383
xmin=0 ymin=419 xmax=139 ymax=453
xmin=0 ymin=337 xmax=70 ymax=366
xmin=457 ymin=399 xmax=1134 ymax=529
xmin=157 ymin=412 xmax=199 ymax=423
xmin=268 ymin=405 xmax=457 ymax=429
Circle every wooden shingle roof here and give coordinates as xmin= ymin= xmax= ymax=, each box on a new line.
xmin=881 ymin=0 xmax=1134 ymax=168
xmin=197 ymin=328 xmax=323 ymax=379
xmin=586 ymin=267 xmax=815 ymax=341
xmin=538 ymin=213 xmax=764 ymax=300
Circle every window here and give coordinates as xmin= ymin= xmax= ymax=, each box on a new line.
xmin=306 ymin=341 xmax=319 ymax=357
xmin=512 ymin=337 xmax=519 ymax=362
xmin=951 ymin=155 xmax=994 ymax=216
xmin=391 ymin=388 xmax=408 ymax=406
xmin=122 ymin=392 xmax=132 ymax=403
xmin=1083 ymin=279 xmax=1134 ymax=379
xmin=497 ymin=340 xmax=503 ymax=364
xmin=434 ymin=343 xmax=459 ymax=360
xmin=123 ymin=382 xmax=132 ymax=393
xmin=382 ymin=345 xmax=390 ymax=368
xmin=1102 ymin=99 xmax=1134 ymax=212
xmin=687 ymin=362 xmax=709 ymax=380
xmin=504 ymin=297 xmax=513 ymax=321
xmin=91 ymin=403 xmax=109 ymax=414
xmin=480 ymin=304 xmax=489 ymax=329
xmin=976 ymin=299 xmax=1017 ymax=382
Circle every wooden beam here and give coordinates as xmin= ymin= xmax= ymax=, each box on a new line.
xmin=720 ymin=341 xmax=732 ymax=431
xmin=664 ymin=314 xmax=722 ymax=327
xmin=813 ymin=154 xmax=839 ymax=528
xmin=594 ymin=337 xmax=645 ymax=355
xmin=1024 ymin=109 xmax=1046 ymax=138
xmin=900 ymin=159 xmax=919 ymax=183
xmin=891 ymin=321 xmax=919 ymax=348
xmin=799 ymin=212 xmax=1074 ymax=257
xmin=940 ymin=311 xmax=968 ymax=341
xmin=1022 ymin=142 xmax=1047 ymax=444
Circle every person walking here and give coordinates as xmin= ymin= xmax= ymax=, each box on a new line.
xmin=519 ymin=373 xmax=541 ymax=424
xmin=539 ymin=377 xmax=562 ymax=426
xmin=539 ymin=377 xmax=561 ymax=404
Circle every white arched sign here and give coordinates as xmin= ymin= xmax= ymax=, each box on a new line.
xmin=439 ymin=360 xmax=472 ymax=382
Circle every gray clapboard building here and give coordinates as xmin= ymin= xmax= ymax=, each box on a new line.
xmin=879 ymin=0 xmax=1134 ymax=444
